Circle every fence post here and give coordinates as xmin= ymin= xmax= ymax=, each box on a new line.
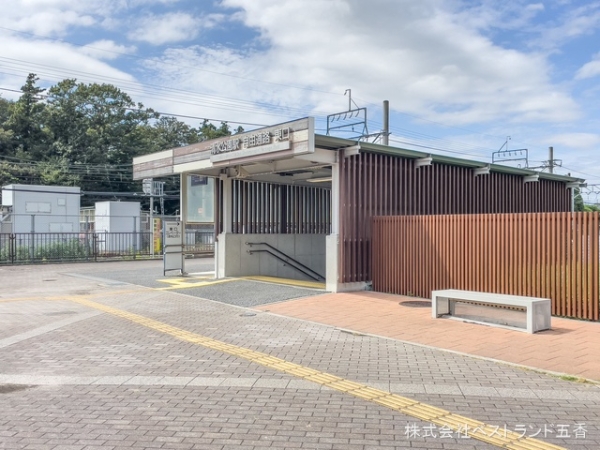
xmin=133 ymin=217 xmax=137 ymax=260
xmin=9 ymin=234 xmax=15 ymax=264
xmin=85 ymin=216 xmax=90 ymax=261
xmin=93 ymin=234 xmax=98 ymax=262
xmin=29 ymin=215 xmax=35 ymax=261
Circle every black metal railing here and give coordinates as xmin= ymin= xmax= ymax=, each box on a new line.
xmin=246 ymin=242 xmax=325 ymax=282
xmin=0 ymin=232 xmax=154 ymax=265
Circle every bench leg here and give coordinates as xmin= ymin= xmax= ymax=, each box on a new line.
xmin=530 ymin=302 xmax=552 ymax=333
xmin=432 ymin=295 xmax=450 ymax=318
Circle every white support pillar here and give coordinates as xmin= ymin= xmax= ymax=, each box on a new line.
xmin=331 ymin=162 xmax=340 ymax=236
xmin=180 ymin=174 xmax=187 ymax=222
xmin=222 ymin=175 xmax=233 ymax=233
xmin=326 ymin=158 xmax=341 ymax=292
xmin=179 ymin=173 xmax=188 ymax=275
xmin=216 ymin=175 xmax=233 ymax=278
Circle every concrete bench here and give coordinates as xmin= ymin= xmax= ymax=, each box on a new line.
xmin=431 ymin=289 xmax=551 ymax=334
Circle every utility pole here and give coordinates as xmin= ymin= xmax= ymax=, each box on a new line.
xmin=528 ymin=146 xmax=561 ymax=172
xmin=545 ymin=146 xmax=562 ymax=173
xmin=382 ymin=100 xmax=389 ymax=145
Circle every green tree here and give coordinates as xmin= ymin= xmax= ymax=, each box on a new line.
xmin=198 ymin=120 xmax=235 ymax=141
xmin=151 ymin=120 xmax=242 ymax=214
xmin=0 ymin=74 xmax=245 ymax=213
xmin=584 ymin=204 xmax=600 ymax=212
xmin=574 ymin=188 xmax=584 ymax=212
xmin=45 ymin=79 xmax=158 ymax=165
xmin=0 ymin=96 xmax=14 ymax=155
xmin=0 ymin=162 xmax=38 ymax=186
xmin=7 ymin=73 xmax=47 ymax=159
xmin=43 ymin=79 xmax=159 ymax=202
xmin=38 ymin=157 xmax=79 ymax=186
xmin=150 ymin=116 xmax=199 ymax=150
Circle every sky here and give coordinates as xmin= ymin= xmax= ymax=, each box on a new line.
xmin=1 ymin=0 xmax=600 ymax=200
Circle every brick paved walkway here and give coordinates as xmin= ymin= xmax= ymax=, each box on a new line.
xmin=256 ymin=291 xmax=600 ymax=382
xmin=1 ymin=261 xmax=599 ymax=449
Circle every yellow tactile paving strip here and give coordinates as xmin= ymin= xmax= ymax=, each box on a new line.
xmin=242 ymin=276 xmax=325 ymax=290
xmin=68 ymin=295 xmax=566 ymax=450
xmin=155 ymin=277 xmax=235 ymax=291
xmin=0 ymin=289 xmax=144 ymax=303
xmin=156 ymin=275 xmax=325 ymax=291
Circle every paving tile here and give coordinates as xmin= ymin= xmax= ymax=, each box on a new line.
xmin=258 ymin=292 xmax=600 ymax=382
xmin=1 ymin=260 xmax=599 ymax=450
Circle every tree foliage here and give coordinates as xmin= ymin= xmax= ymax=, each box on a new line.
xmin=7 ymin=74 xmax=47 ymax=159
xmin=574 ymin=188 xmax=585 ymax=212
xmin=0 ymin=74 xmax=242 ymax=212
xmin=584 ymin=204 xmax=600 ymax=212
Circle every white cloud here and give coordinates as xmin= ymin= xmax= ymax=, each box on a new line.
xmin=0 ymin=8 xmax=96 ymax=36
xmin=453 ymin=1 xmax=545 ymax=33
xmin=146 ymin=0 xmax=578 ymax=127
xmin=0 ymin=0 xmax=185 ymax=37
xmin=80 ymin=40 xmax=137 ymax=60
xmin=0 ymin=35 xmax=139 ymax=91
xmin=533 ymin=2 xmax=600 ymax=51
xmin=576 ymin=54 xmax=600 ymax=80
xmin=544 ymin=132 xmax=600 ymax=150
xmin=128 ymin=12 xmax=218 ymax=45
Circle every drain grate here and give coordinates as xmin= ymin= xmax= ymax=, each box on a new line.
xmin=45 ymin=311 xmax=78 ymax=316
xmin=399 ymin=301 xmax=431 ymax=308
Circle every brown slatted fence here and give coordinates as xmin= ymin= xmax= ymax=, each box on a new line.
xmin=339 ymin=152 xmax=571 ymax=285
xmin=372 ymin=212 xmax=600 ymax=321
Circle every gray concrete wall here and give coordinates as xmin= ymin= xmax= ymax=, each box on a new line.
xmin=219 ymin=233 xmax=326 ymax=281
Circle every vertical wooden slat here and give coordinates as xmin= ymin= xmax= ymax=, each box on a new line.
xmin=550 ymin=212 xmax=557 ymax=315
xmin=592 ymin=213 xmax=598 ymax=320
xmin=557 ymin=212 xmax=563 ymax=314
xmin=575 ymin=213 xmax=582 ymax=317
xmin=542 ymin=212 xmax=548 ymax=298
xmin=567 ymin=212 xmax=574 ymax=316
xmin=535 ymin=213 xmax=541 ymax=297
xmin=578 ymin=213 xmax=584 ymax=318
xmin=582 ymin=213 xmax=589 ymax=319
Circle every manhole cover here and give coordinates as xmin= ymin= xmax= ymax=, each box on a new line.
xmin=399 ymin=301 xmax=431 ymax=308
xmin=0 ymin=384 xmax=31 ymax=394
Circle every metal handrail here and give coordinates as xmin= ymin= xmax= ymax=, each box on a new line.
xmin=246 ymin=242 xmax=325 ymax=282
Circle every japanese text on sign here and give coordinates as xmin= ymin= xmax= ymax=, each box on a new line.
xmin=209 ymin=127 xmax=290 ymax=155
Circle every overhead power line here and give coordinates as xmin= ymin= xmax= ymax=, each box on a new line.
xmin=0 ymin=25 xmax=344 ymax=97
xmin=0 ymin=87 xmax=268 ymax=127
xmin=0 ymin=186 xmax=179 ymax=199
xmin=0 ymin=61 xmax=323 ymax=122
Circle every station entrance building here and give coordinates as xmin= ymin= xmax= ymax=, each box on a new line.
xmin=133 ymin=117 xmax=581 ymax=292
